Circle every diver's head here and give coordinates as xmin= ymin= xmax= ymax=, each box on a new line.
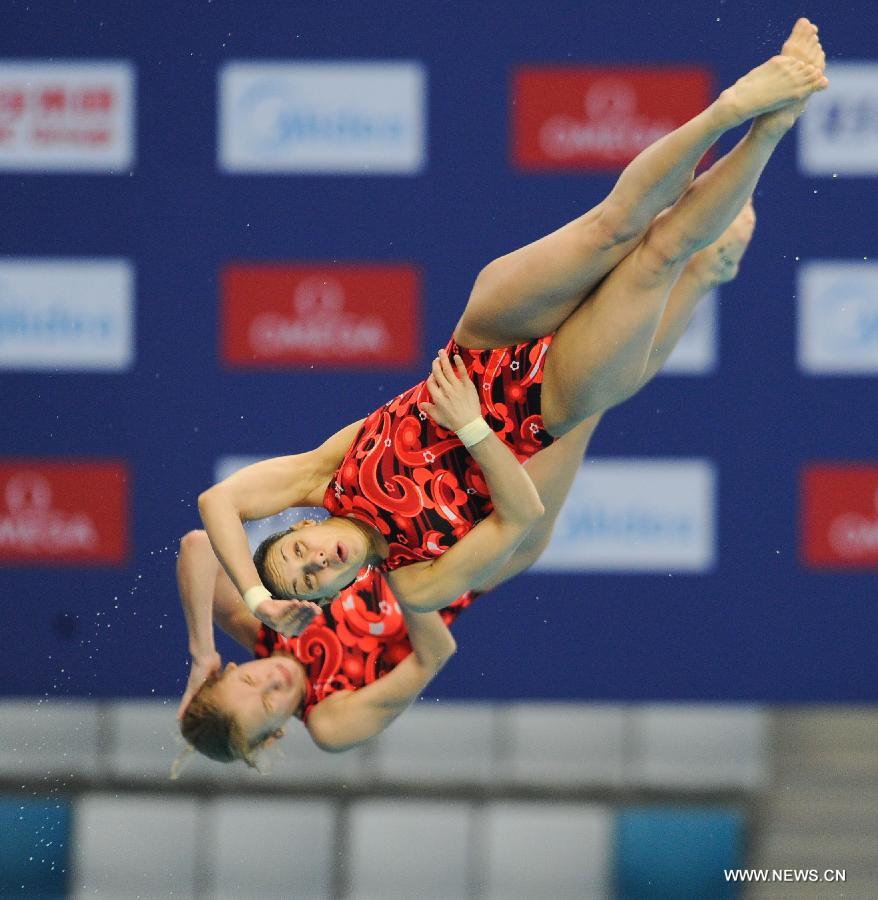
xmin=178 ymin=656 xmax=306 ymax=767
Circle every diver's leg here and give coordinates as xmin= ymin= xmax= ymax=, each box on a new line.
xmin=540 ymin=62 xmax=823 ymax=435
xmin=455 ymin=20 xmax=825 ymax=350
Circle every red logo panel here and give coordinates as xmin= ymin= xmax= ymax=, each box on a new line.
xmin=222 ymin=265 xmax=420 ymax=369
xmin=801 ymin=465 xmax=878 ymax=569
xmin=0 ymin=461 xmax=129 ymax=565
xmin=512 ymin=66 xmax=713 ymax=171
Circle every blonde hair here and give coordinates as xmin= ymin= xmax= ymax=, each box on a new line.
xmin=178 ymin=672 xmax=260 ymax=769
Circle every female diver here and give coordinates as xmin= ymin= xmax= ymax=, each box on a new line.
xmin=178 ymin=195 xmax=759 ymax=765
xmin=196 ymin=21 xmax=825 ymax=637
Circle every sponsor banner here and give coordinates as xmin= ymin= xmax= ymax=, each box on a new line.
xmin=0 ymin=258 xmax=134 ymax=371
xmin=801 ymin=465 xmax=878 ymax=568
xmin=214 ymin=456 xmax=325 ymax=550
xmin=219 ymin=61 xmax=426 ymax=173
xmin=221 ymin=264 xmax=420 ymax=369
xmin=797 ymin=261 xmax=878 ymax=374
xmin=512 ymin=66 xmax=713 ymax=171
xmin=660 ymin=289 xmax=717 ymax=375
xmin=799 ymin=63 xmax=878 ymax=175
xmin=0 ymin=461 xmax=129 ymax=564
xmin=532 ymin=459 xmax=716 ymax=572
xmin=0 ymin=61 xmax=134 ymax=171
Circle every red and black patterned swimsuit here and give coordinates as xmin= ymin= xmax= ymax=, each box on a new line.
xmin=324 ymin=334 xmax=555 ymax=572
xmin=253 ymin=566 xmax=477 ymax=720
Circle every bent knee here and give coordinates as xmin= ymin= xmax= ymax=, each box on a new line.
xmin=515 ymin=533 xmax=553 ymax=572
xmin=469 ymin=255 xmax=514 ymax=304
xmin=638 ymin=225 xmax=700 ymax=276
xmin=594 ymin=200 xmax=655 ymax=249
xmin=545 ymin=372 xmax=646 ymax=436
xmin=179 ymin=529 xmax=210 ymax=557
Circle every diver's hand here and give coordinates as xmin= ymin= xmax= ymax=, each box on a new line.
xmin=419 ymin=349 xmax=481 ymax=431
xmin=254 ymin=597 xmax=321 ymax=638
xmin=177 ymin=650 xmax=222 ymax=720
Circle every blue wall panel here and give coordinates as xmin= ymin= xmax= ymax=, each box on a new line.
xmin=1 ymin=0 xmax=875 ymax=702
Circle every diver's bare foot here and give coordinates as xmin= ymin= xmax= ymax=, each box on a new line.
xmin=782 ymin=17 xmax=826 ymax=73
xmin=772 ymin=17 xmax=828 ymax=124
xmin=717 ymin=53 xmax=827 ymax=129
xmin=686 ymin=200 xmax=756 ymax=288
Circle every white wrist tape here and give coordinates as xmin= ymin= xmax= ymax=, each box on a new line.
xmin=243 ymin=584 xmax=272 ymax=614
xmin=456 ymin=417 xmax=492 ymax=449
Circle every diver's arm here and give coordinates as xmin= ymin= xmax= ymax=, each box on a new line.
xmin=197 ymin=419 xmax=364 ymax=603
xmin=477 ymin=414 xmax=602 ymax=590
xmin=387 ymin=506 xmax=539 ymax=612
xmin=178 ymin=531 xmax=222 ymax=660
xmin=390 ymin=352 xmax=544 ymax=611
xmin=388 ymin=430 xmax=545 ymax=611
xmin=207 ymin=547 xmax=262 ymax=651
xmin=305 ymin=607 xmax=456 ymax=752
xmin=419 ymin=350 xmax=544 ymax=534
xmin=428 ymin=416 xmax=600 ymax=603
xmin=176 ymin=530 xmax=225 ymax=718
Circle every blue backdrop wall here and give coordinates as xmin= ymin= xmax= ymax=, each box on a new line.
xmin=2 ymin=0 xmax=876 ymax=703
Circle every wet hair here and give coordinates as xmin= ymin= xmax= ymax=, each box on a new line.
xmin=253 ymin=528 xmax=294 ymax=599
xmin=179 ymin=672 xmax=265 ymax=768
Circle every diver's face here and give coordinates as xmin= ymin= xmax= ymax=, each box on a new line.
xmin=212 ymin=657 xmax=304 ymax=746
xmin=264 ymin=518 xmax=369 ymax=601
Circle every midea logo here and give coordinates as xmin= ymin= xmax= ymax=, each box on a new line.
xmin=0 ymin=300 xmax=115 ymax=341
xmin=564 ymin=503 xmax=694 ymax=539
xmin=236 ymin=82 xmax=406 ymax=152
xmin=815 ymin=280 xmax=878 ymax=350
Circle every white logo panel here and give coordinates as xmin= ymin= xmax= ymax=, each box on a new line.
xmin=214 ymin=457 xmax=327 ymax=550
xmin=798 ymin=261 xmax=878 ymax=374
xmin=660 ymin=289 xmax=717 ymax=375
xmin=219 ymin=62 xmax=426 ymax=173
xmin=0 ymin=259 xmax=134 ymax=371
xmin=532 ymin=459 xmax=716 ymax=572
xmin=0 ymin=61 xmax=134 ymax=171
xmin=799 ymin=63 xmax=878 ymax=175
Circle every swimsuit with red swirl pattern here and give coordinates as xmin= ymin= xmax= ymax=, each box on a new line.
xmin=253 ymin=566 xmax=477 ymax=720
xmin=323 ymin=334 xmax=555 ymax=572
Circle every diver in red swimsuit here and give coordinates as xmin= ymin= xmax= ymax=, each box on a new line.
xmin=323 ymin=335 xmax=556 ymax=574
xmin=178 ymin=194 xmax=762 ymax=766
xmin=178 ymin=413 xmax=601 ymax=765
xmin=252 ymin=568 xmax=477 ymax=723
xmin=177 ymin=541 xmax=477 ymax=764
xmin=196 ymin=23 xmax=825 ymax=631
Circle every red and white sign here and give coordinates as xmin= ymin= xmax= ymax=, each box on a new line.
xmin=0 ymin=62 xmax=134 ymax=172
xmin=0 ymin=461 xmax=129 ymax=564
xmin=512 ymin=66 xmax=713 ymax=172
xmin=221 ymin=265 xmax=420 ymax=369
xmin=801 ymin=465 xmax=878 ymax=569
